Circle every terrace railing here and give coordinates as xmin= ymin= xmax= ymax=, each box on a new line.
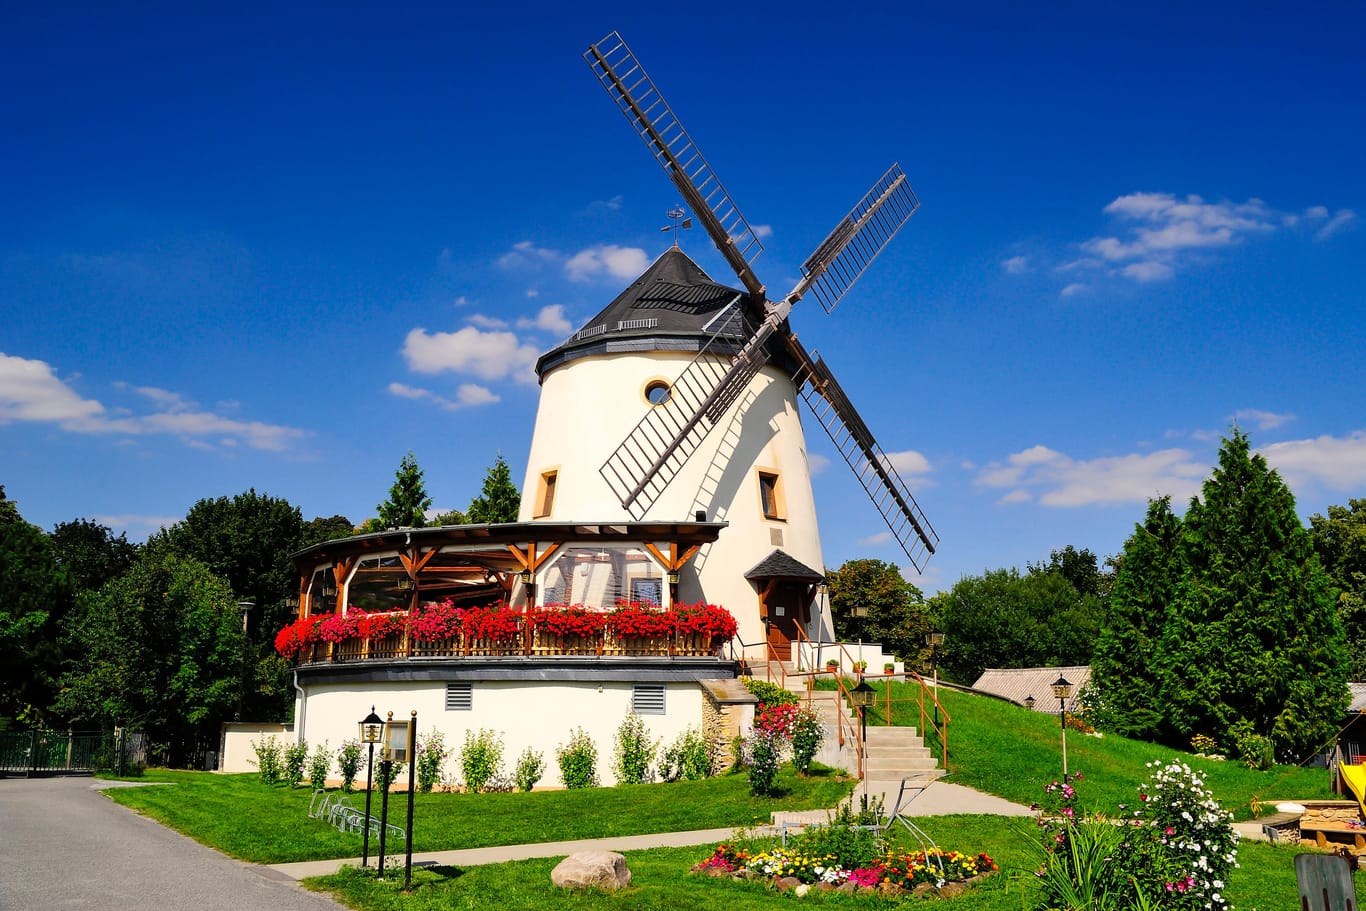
xmin=294 ymin=627 xmax=728 ymax=666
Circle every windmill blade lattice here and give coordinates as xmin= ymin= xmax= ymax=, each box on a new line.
xmin=790 ymin=341 xmax=938 ymax=572
xmin=795 ymin=163 xmax=921 ymax=314
xmin=599 ymin=304 xmax=775 ymax=517
xmin=585 ymin=32 xmax=767 ymax=300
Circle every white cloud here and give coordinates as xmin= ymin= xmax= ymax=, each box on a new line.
xmin=525 ymin=288 xmax=540 ymax=298
xmin=858 ymin=531 xmax=892 ymax=546
xmin=0 ymin=352 xmax=308 ymax=451
xmin=1312 ymin=208 xmax=1358 ymax=240
xmin=453 ymin=295 xmax=469 ymax=307
xmin=752 ymin=224 xmax=774 ymax=240
xmin=496 ymin=240 xmax=560 ymax=271
xmin=1002 ymin=255 xmax=1029 ymax=274
xmin=516 ymin=304 xmax=573 ymax=335
xmin=401 ymin=326 xmax=540 ymax=383
xmin=1120 ymin=261 xmax=1174 ymax=282
xmin=91 ymin=514 xmax=178 ymax=537
xmin=1060 ymin=283 xmax=1088 ymax=298
xmin=590 ymin=195 xmax=624 ymax=212
xmin=565 ymin=244 xmax=650 ymax=282
xmin=807 ymin=453 xmax=832 ymax=475
xmin=1260 ymin=431 xmax=1366 ymax=491
xmin=388 ymin=381 xmax=500 ymax=411
xmin=1232 ymin=408 xmax=1295 ymax=431
xmin=466 ymin=314 xmax=508 ymax=329
xmin=884 ymin=449 xmax=932 ymax=488
xmin=0 ymin=353 xmax=105 ymax=425
xmin=975 ymin=444 xmax=1207 ymax=507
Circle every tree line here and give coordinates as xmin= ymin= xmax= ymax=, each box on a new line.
xmin=0 ymin=452 xmax=519 ymax=761
xmin=827 ymin=431 xmax=1363 ymax=763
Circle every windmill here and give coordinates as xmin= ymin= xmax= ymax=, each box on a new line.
xmin=584 ymin=32 xmax=938 ymax=573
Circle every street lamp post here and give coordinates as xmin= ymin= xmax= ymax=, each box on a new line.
xmin=235 ymin=601 xmax=254 ymax=721
xmin=850 ymin=678 xmax=876 ymax=796
xmin=359 ymin=707 xmax=383 ymax=868
xmin=1051 ymin=675 xmax=1073 ymax=777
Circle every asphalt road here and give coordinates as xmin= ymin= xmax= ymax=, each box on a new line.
xmin=0 ymin=776 xmax=346 ymax=911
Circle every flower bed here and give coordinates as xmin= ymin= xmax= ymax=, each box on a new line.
xmin=694 ymin=842 xmax=997 ymax=895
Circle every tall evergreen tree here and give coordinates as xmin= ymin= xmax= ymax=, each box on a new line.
xmin=376 ymin=452 xmax=431 ymax=529
xmin=1155 ymin=431 xmax=1347 ymax=760
xmin=465 ymin=454 xmax=521 ymax=524
xmin=1090 ymin=497 xmax=1182 ymax=740
xmin=1310 ymin=499 xmax=1366 ymax=680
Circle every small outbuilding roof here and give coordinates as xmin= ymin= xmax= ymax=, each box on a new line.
xmin=972 ymin=665 xmax=1092 ymax=713
xmin=743 ymin=549 xmax=826 ymax=583
xmin=1349 ymin=682 xmax=1366 ymax=714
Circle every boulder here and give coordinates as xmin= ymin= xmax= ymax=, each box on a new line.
xmin=550 ymin=851 xmax=632 ymax=891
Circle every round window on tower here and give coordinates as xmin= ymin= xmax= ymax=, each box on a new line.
xmin=644 ymin=380 xmax=672 ymax=406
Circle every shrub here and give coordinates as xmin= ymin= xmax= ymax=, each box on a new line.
xmin=377 ymin=758 xmax=405 ymax=791
xmin=459 ymin=729 xmax=505 ymax=793
xmin=282 ymin=739 xmax=308 ymax=788
xmin=514 ymin=746 xmax=545 ymax=792
xmin=1230 ymin=722 xmax=1274 ymax=770
xmin=739 ymin=677 xmax=799 ymax=708
xmin=556 ymin=727 xmax=599 ymax=789
xmin=790 ymin=708 xmax=823 ymax=774
xmin=415 ymin=729 xmax=448 ymax=793
xmin=612 ymin=713 xmax=659 ymax=785
xmin=1190 ymin=733 xmax=1219 ymax=755
xmin=307 ymin=740 xmax=331 ymax=791
xmin=251 ymin=735 xmax=283 ymax=785
xmin=1126 ymin=760 xmax=1237 ymax=910
xmin=336 ymin=740 xmax=362 ymax=793
xmin=660 ymin=727 xmax=713 ymax=782
xmin=744 ymin=704 xmax=795 ymax=796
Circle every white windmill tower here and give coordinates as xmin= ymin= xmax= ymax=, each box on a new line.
xmin=519 ymin=33 xmax=937 ymax=662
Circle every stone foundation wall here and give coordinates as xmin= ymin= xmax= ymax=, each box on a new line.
xmin=699 ymin=679 xmax=757 ymax=772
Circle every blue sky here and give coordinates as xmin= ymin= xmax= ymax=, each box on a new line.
xmin=3 ymin=3 xmax=1363 ymax=594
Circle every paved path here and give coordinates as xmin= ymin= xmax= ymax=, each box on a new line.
xmin=0 ymin=776 xmax=345 ymax=911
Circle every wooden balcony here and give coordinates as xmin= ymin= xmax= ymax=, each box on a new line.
xmin=293 ymin=628 xmax=723 ymax=667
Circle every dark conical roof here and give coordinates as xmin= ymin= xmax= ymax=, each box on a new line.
xmin=743 ymin=549 xmax=826 ymax=582
xmin=535 ymin=248 xmax=763 ymax=378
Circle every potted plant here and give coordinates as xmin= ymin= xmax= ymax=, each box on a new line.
xmin=853 ymin=660 xmax=868 ymax=675
xmin=825 ymin=658 xmax=839 ymax=673
xmin=884 ymin=662 xmax=895 ymax=675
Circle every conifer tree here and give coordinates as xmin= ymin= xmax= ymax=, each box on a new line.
xmin=1310 ymin=499 xmax=1366 ymax=679
xmin=376 ymin=452 xmax=431 ymax=529
xmin=1090 ymin=497 xmax=1181 ymax=740
xmin=465 ymin=455 xmax=521 ymax=524
xmin=1156 ymin=431 xmax=1347 ymax=760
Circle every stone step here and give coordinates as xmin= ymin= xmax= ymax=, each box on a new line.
xmin=865 ymin=756 xmax=941 ymax=772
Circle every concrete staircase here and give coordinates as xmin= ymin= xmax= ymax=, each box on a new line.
xmin=751 ymin=661 xmax=946 ymax=800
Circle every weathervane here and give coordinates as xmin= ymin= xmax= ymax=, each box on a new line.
xmin=659 ymin=205 xmax=692 ymax=248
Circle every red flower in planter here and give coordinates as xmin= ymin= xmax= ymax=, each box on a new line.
xmin=317 ymin=610 xmax=361 ymax=644
xmin=535 ymin=604 xmax=606 ymax=638
xmin=607 ymin=601 xmax=676 ymax=638
xmin=671 ymin=601 xmax=738 ymax=640
xmin=357 ymin=610 xmax=405 ymax=639
xmin=462 ymin=602 xmax=522 ymax=641
xmin=274 ymin=615 xmax=323 ymax=658
xmin=407 ymin=599 xmax=465 ymax=642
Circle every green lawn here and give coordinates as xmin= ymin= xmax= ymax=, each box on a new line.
xmin=104 ymin=766 xmax=854 ymax=864
xmin=847 ymin=681 xmax=1336 ymax=819
xmin=302 ymin=818 xmax=1312 ymax=911
xmin=104 ymin=685 xmax=1355 ymax=908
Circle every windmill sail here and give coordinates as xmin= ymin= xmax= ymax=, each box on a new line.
xmin=599 ymin=303 xmax=775 ymax=517
xmin=789 ymin=340 xmax=938 ymax=572
xmin=585 ymin=32 xmax=767 ymax=302
xmin=793 ymin=163 xmax=920 ymax=314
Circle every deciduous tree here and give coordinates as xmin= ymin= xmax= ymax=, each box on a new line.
xmin=826 ymin=559 xmax=929 ymax=662
xmin=49 ymin=518 xmax=139 ymax=594
xmin=58 ymin=552 xmax=246 ymax=757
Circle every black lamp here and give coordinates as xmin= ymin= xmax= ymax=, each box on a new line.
xmin=359 ymin=707 xmax=383 ymax=867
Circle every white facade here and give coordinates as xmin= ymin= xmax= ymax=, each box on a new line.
xmin=297 ymin=675 xmax=704 ymax=787
xmin=520 ymin=349 xmax=832 ymax=653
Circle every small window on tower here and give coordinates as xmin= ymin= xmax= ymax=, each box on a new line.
xmin=758 ymin=470 xmax=785 ymax=521
xmin=644 ymin=380 xmax=672 ymax=405
xmin=534 ymin=470 xmax=558 ymax=518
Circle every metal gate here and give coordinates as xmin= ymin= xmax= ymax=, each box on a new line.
xmin=0 ymin=730 xmax=142 ymax=777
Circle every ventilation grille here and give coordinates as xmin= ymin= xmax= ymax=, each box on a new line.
xmin=632 ymin=683 xmax=666 ymax=715
xmin=445 ymin=683 xmax=472 ymax=711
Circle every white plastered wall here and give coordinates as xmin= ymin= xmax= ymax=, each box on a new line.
xmin=298 ymin=677 xmax=703 ymax=787
xmin=521 ymin=350 xmax=830 ymax=653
